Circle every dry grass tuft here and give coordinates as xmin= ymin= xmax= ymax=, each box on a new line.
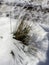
xmin=13 ymin=18 xmax=31 ymax=45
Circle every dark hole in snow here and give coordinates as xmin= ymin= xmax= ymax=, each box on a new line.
xmin=24 ymin=4 xmax=33 ymax=10
xmin=0 ymin=2 xmax=2 ymax=5
xmin=6 ymin=14 xmax=9 ymax=17
xmin=10 ymin=51 xmax=15 ymax=57
xmin=0 ymin=36 xmax=3 ymax=39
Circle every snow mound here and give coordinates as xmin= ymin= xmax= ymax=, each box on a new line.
xmin=0 ymin=17 xmax=48 ymax=65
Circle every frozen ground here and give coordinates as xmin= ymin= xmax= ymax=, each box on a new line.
xmin=0 ymin=0 xmax=49 ymax=65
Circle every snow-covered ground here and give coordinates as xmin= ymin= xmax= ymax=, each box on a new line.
xmin=0 ymin=0 xmax=49 ymax=65
xmin=0 ymin=17 xmax=48 ymax=65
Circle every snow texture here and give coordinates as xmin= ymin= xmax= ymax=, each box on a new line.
xmin=0 ymin=0 xmax=49 ymax=65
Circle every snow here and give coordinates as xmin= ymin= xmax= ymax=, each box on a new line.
xmin=0 ymin=0 xmax=49 ymax=65
xmin=0 ymin=17 xmax=48 ymax=65
xmin=3 ymin=0 xmax=30 ymax=3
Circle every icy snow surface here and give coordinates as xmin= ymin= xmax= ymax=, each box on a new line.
xmin=0 ymin=0 xmax=49 ymax=65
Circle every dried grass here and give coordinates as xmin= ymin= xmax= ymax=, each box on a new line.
xmin=13 ymin=18 xmax=31 ymax=45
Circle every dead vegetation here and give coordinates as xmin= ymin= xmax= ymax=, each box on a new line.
xmin=13 ymin=17 xmax=31 ymax=45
